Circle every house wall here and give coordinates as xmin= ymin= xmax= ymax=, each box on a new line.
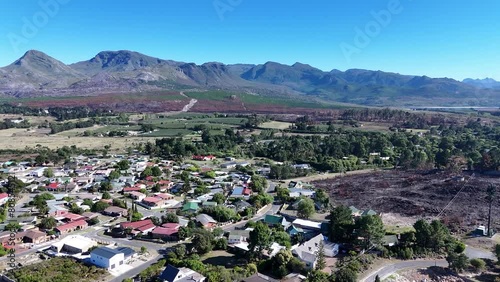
xmin=91 ymin=253 xmax=124 ymax=269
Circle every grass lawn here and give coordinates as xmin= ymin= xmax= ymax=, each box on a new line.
xmin=201 ymin=250 xmax=247 ymax=268
xmin=260 ymin=121 xmax=293 ymax=130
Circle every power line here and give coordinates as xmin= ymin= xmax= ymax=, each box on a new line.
xmin=435 ymin=173 xmax=475 ymax=220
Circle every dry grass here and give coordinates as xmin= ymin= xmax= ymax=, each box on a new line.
xmin=260 ymin=121 xmax=293 ymax=130
xmin=0 ymin=114 xmax=56 ymax=125
xmin=0 ymin=128 xmax=156 ymax=151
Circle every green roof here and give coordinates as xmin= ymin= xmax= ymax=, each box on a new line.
xmin=182 ymin=202 xmax=199 ymax=211
xmin=362 ymin=209 xmax=377 ymax=216
xmin=264 ymin=214 xmax=283 ymax=225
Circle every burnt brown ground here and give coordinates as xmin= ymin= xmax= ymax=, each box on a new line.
xmin=313 ymin=170 xmax=500 ymax=233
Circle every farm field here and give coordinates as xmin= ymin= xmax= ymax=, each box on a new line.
xmin=0 ymin=128 xmax=155 ymax=150
xmin=313 ymin=170 xmax=500 ymax=233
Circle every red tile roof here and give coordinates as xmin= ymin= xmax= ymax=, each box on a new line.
xmin=120 ymin=219 xmax=153 ymax=230
xmin=64 ymin=213 xmax=85 ymax=221
xmin=154 ymin=193 xmax=174 ymax=200
xmin=55 ymin=219 xmax=88 ymax=232
xmin=0 ymin=193 xmax=8 ymax=200
xmin=143 ymin=197 xmax=161 ymax=203
xmin=123 ymin=187 xmax=142 ymax=192
xmin=136 ymin=223 xmax=156 ymax=232
xmin=161 ymin=223 xmax=180 ymax=229
xmin=47 ymin=183 xmax=59 ymax=189
xmin=151 ymin=226 xmax=179 ymax=236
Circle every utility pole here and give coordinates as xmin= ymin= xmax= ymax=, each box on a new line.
xmin=486 ymin=184 xmax=496 ymax=237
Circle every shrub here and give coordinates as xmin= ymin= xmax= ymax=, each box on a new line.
xmin=469 ymin=258 xmax=486 ymax=272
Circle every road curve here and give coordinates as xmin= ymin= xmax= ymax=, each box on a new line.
xmin=361 ymin=260 xmax=448 ymax=282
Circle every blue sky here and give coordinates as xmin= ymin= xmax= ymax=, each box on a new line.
xmin=1 ymin=0 xmax=499 ymax=80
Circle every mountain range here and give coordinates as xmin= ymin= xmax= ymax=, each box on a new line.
xmin=0 ymin=50 xmax=499 ymax=107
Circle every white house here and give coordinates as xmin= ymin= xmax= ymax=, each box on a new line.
xmin=291 ymin=234 xmax=339 ymax=269
xmin=159 ymin=265 xmax=206 ymax=282
xmin=90 ymin=247 xmax=125 ymax=270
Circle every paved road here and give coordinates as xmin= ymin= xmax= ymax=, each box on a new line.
xmin=362 ymin=246 xmax=496 ymax=282
xmin=362 ymin=259 xmax=448 ymax=282
xmin=109 ymin=254 xmax=163 ymax=282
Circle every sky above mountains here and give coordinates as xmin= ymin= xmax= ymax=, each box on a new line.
xmin=1 ymin=0 xmax=499 ymax=80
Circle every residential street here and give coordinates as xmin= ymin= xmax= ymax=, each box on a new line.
xmin=361 ymin=246 xmax=496 ymax=282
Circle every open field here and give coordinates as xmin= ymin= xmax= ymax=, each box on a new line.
xmin=0 ymin=114 xmax=56 ymax=125
xmin=259 ymin=121 xmax=293 ymax=130
xmin=313 ymin=170 xmax=500 ymax=233
xmin=0 ymin=128 xmax=155 ymax=150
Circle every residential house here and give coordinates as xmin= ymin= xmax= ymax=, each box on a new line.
xmin=195 ymin=214 xmax=217 ymax=229
xmin=55 ymin=219 xmax=88 ymax=235
xmin=120 ymin=219 xmax=155 ymax=236
xmin=159 ymin=265 xmax=206 ymax=282
xmin=82 ymin=212 xmax=99 ymax=221
xmin=90 ymin=247 xmax=125 ymax=270
xmin=49 ymin=235 xmax=97 ymax=254
xmin=264 ymin=215 xmax=290 ymax=229
xmin=23 ymin=229 xmax=47 ymax=244
xmin=129 ymin=191 xmax=146 ymax=201
xmin=142 ymin=197 xmax=165 ymax=208
xmin=182 ymin=202 xmax=199 ymax=213
xmin=0 ymin=193 xmax=9 ymax=206
xmin=243 ymin=273 xmax=279 ymax=282
xmin=192 ymin=155 xmax=216 ymax=161
xmin=228 ymin=230 xmax=250 ymax=245
xmin=291 ymin=234 xmax=339 ymax=269
xmin=288 ymin=188 xmax=315 ymax=199
xmin=291 ymin=219 xmax=322 ymax=232
xmin=151 ymin=223 xmax=180 ymax=241
xmin=103 ymin=206 xmax=128 ymax=217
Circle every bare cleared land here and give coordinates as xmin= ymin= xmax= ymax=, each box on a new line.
xmin=313 ymin=170 xmax=500 ymax=233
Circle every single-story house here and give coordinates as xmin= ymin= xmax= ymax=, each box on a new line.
xmin=159 ymin=265 xmax=206 ymax=282
xmin=55 ymin=219 xmax=88 ymax=235
xmin=103 ymin=206 xmax=128 ymax=217
xmin=291 ymin=234 xmax=339 ymax=269
xmin=195 ymin=214 xmax=217 ymax=229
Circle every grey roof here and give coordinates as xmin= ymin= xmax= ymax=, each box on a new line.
xmin=159 ymin=264 xmax=180 ymax=282
xmin=90 ymin=246 xmax=121 ymax=259
xmin=195 ymin=213 xmax=217 ymax=225
xmin=116 ymin=247 xmax=136 ymax=258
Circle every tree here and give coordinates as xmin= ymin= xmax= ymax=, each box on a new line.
xmin=356 ymin=215 xmax=385 ymax=249
xmin=306 ymin=270 xmax=331 ymax=282
xmin=314 ymin=189 xmax=329 ymax=209
xmin=116 ymin=160 xmax=130 ymax=170
xmin=192 ymin=230 xmax=214 ymax=254
xmin=248 ymin=221 xmax=272 ymax=258
xmin=43 ymin=168 xmax=54 ymax=178
xmin=102 ymin=191 xmax=111 ymax=199
xmin=250 ymin=175 xmax=267 ymax=193
xmin=486 ymin=184 xmax=496 ymax=237
xmin=108 ymin=170 xmax=120 ymax=180
xmin=205 ymin=171 xmax=216 ymax=179
xmin=141 ymin=167 xmax=153 ymax=179
xmin=470 ymin=258 xmax=486 ymax=272
xmin=173 ymin=244 xmax=186 ymax=259
xmin=297 ymin=198 xmax=315 ymax=219
xmin=495 ymin=244 xmax=500 ymax=261
xmin=276 ymin=186 xmax=290 ymax=203
xmin=273 ymin=231 xmax=292 ymax=249
xmin=140 ymin=246 xmax=147 ymax=254
xmin=375 ymin=275 xmax=381 ymax=282
xmin=447 ymin=251 xmax=469 ymax=272
xmin=329 ymin=205 xmax=354 ymax=243
xmin=4 ymin=222 xmax=21 ymax=232
xmin=334 ymin=268 xmax=357 ymax=282
xmin=161 ymin=213 xmax=179 ymax=224
xmin=151 ymin=166 xmax=162 ymax=177
xmin=315 ymin=241 xmax=326 ymax=271
xmin=212 ymin=193 xmax=225 ymax=205
xmin=91 ymin=201 xmax=110 ymax=212
xmin=99 ymin=181 xmax=112 ymax=192
xmin=214 ymin=238 xmax=228 ymax=250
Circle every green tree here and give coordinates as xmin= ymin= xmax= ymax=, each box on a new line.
xmin=315 ymin=241 xmax=326 ymax=270
xmin=43 ymin=168 xmax=54 ymax=178
xmin=446 ymin=251 xmax=469 ymax=272
xmin=99 ymin=181 xmax=112 ymax=192
xmin=91 ymin=201 xmax=110 ymax=212
xmin=102 ymin=191 xmax=111 ymax=199
xmin=248 ymin=221 xmax=272 ymax=258
xmin=314 ymin=189 xmax=330 ymax=209
xmin=375 ymin=275 xmax=381 ymax=282
xmin=297 ymin=198 xmax=315 ymax=219
xmin=116 ymin=160 xmax=130 ymax=170
xmin=329 ymin=205 xmax=354 ymax=243
xmin=334 ymin=267 xmax=357 ymax=282
xmin=4 ymin=222 xmax=21 ymax=232
xmin=141 ymin=167 xmax=153 ymax=179
xmin=494 ymin=244 xmax=500 ymax=261
xmin=108 ymin=170 xmax=120 ymax=180
xmin=250 ymin=175 xmax=267 ymax=193
xmin=192 ymin=230 xmax=214 ymax=254
xmin=356 ymin=215 xmax=385 ymax=248
xmin=306 ymin=270 xmax=331 ymax=282
xmin=161 ymin=213 xmax=179 ymax=224
xmin=276 ymin=186 xmax=290 ymax=203
xmin=469 ymin=258 xmax=486 ymax=272
xmin=212 ymin=193 xmax=225 ymax=205
xmin=205 ymin=171 xmax=216 ymax=179
xmin=151 ymin=166 xmax=162 ymax=177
